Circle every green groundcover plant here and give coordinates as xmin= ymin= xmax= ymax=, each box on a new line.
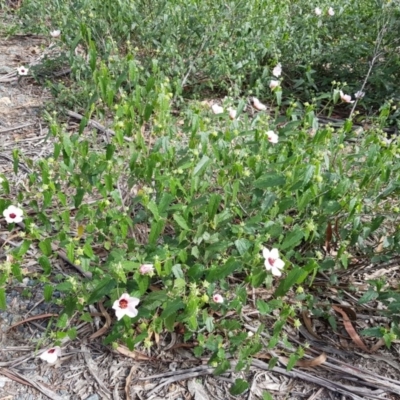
xmin=1 ymin=0 xmax=400 ymax=396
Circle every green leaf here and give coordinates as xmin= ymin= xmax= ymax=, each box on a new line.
xmin=74 ymin=187 xmax=85 ymax=208
xmin=39 ymin=238 xmax=52 ymax=256
xmin=254 ymin=173 xmax=286 ymax=189
xmin=158 ymin=193 xmax=174 ymax=215
xmin=38 ymin=255 xmax=52 ymax=275
xmin=229 ymin=379 xmax=249 ymax=395
xmin=87 ymin=278 xmax=116 ymax=304
xmin=262 ymin=392 xmax=274 ymax=400
xmin=261 ymin=193 xmax=277 ymax=211
xmin=281 ymin=229 xmax=304 ymax=250
xmin=208 ymin=194 xmax=222 ymax=220
xmin=193 ymin=155 xmax=211 ymax=177
xmin=44 ymin=285 xmax=53 ymax=302
xmin=206 ymin=258 xmax=241 ymax=282
xmin=274 ymin=267 xmax=308 ymax=297
xmin=0 ymin=288 xmax=6 ymax=310
xmin=173 ymin=213 xmax=190 ymax=230
xmin=214 ymin=359 xmax=231 ymax=375
xmin=287 ymin=354 xmax=298 ymax=371
xmin=234 ymin=238 xmax=251 ymax=255
xmin=358 ymin=289 xmax=379 ymax=304
xmin=160 ymin=298 xmax=185 ymax=319
xmin=11 ymin=263 xmax=22 ymax=282
xmin=149 ymin=219 xmax=165 ymax=245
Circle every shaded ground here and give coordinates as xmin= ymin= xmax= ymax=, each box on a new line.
xmin=1 ymin=19 xmax=400 ymax=400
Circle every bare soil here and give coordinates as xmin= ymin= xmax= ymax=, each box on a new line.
xmin=1 ymin=18 xmax=400 ymax=400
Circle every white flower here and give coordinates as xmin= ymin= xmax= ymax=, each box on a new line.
xmin=262 ymin=247 xmax=285 ymax=276
xmin=340 ymin=91 xmax=354 ymax=104
xmin=252 ymin=97 xmax=267 ymax=111
xmin=112 ymin=293 xmax=140 ymax=320
xmin=266 ymin=130 xmax=279 ymax=144
xmin=3 ymin=205 xmax=23 ymax=224
xmin=211 ymin=104 xmax=224 ymax=115
xmin=269 ymin=80 xmax=279 ymax=90
xmin=17 ymin=66 xmax=29 ymax=76
xmin=39 ymin=346 xmax=61 ymax=364
xmin=354 ymin=90 xmax=365 ymax=99
xmin=50 ymin=30 xmax=61 ymax=38
xmin=213 ymin=294 xmax=224 ymax=303
xmin=139 ymin=264 xmax=154 ymax=275
xmin=328 ymin=7 xmax=335 ymax=16
xmin=228 ymin=107 xmax=237 ymax=120
xmin=315 ymin=7 xmax=322 ymax=16
xmin=272 ymin=63 xmax=282 ymax=78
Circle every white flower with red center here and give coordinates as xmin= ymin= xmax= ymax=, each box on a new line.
xmin=269 ymin=80 xmax=279 ymax=90
xmin=315 ymin=7 xmax=322 ymax=16
xmin=17 ymin=66 xmax=29 ymax=76
xmin=228 ymin=107 xmax=237 ymax=120
xmin=211 ymin=104 xmax=224 ymax=115
xmin=272 ymin=63 xmax=282 ymax=78
xmin=262 ymin=247 xmax=285 ymax=276
xmin=39 ymin=346 xmax=61 ymax=364
xmin=328 ymin=7 xmax=335 ymax=16
xmin=3 ymin=205 xmax=23 ymax=224
xmin=139 ymin=263 xmax=154 ymax=275
xmin=252 ymin=97 xmax=267 ymax=111
xmin=266 ymin=130 xmax=279 ymax=144
xmin=339 ymin=91 xmax=354 ymax=103
xmin=50 ymin=30 xmax=61 ymax=38
xmin=112 ymin=293 xmax=140 ymax=320
xmin=213 ymin=294 xmax=224 ymax=303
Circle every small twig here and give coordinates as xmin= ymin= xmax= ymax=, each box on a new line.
xmin=0 ymin=122 xmax=35 ymax=133
xmin=349 ymin=22 xmax=388 ymax=118
xmin=6 ymin=313 xmax=59 ymax=331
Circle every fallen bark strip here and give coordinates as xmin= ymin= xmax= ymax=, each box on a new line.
xmin=0 ymin=367 xmax=64 ymax=400
xmin=66 ymin=110 xmax=132 ymax=142
xmin=251 ymin=359 xmax=377 ymax=400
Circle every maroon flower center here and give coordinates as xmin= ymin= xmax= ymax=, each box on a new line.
xmin=268 ymin=257 xmax=276 ymax=266
xmin=10 ymin=213 xmax=16 ymax=219
xmin=48 ymin=348 xmax=55 ymax=354
xmin=119 ymin=299 xmax=128 ymax=309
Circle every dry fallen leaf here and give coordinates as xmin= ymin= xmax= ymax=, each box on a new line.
xmin=188 ymin=379 xmax=210 ymax=400
xmin=332 ymin=305 xmax=369 ymax=353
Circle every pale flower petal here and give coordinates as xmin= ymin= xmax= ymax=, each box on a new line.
xmin=266 ymin=130 xmax=279 ymax=144
xmin=269 ymin=79 xmax=279 ymax=90
xmin=252 ymin=97 xmax=267 ymax=111
xmin=272 ymin=63 xmax=282 ymax=78
xmin=50 ymin=30 xmax=61 ymax=38
xmin=328 ymin=7 xmax=335 ymax=16
xmin=228 ymin=107 xmax=237 ymax=120
xmin=354 ymin=90 xmax=365 ymax=99
xmin=340 ymin=91 xmax=354 ymax=104
xmin=315 ymin=7 xmax=322 ymax=16
xmin=211 ymin=104 xmax=224 ymax=114
xmin=271 ymin=266 xmax=283 ymax=277
xmin=139 ymin=264 xmax=154 ymax=275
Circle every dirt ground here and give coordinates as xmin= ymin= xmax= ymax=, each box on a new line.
xmin=1 ymin=20 xmax=400 ymax=400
